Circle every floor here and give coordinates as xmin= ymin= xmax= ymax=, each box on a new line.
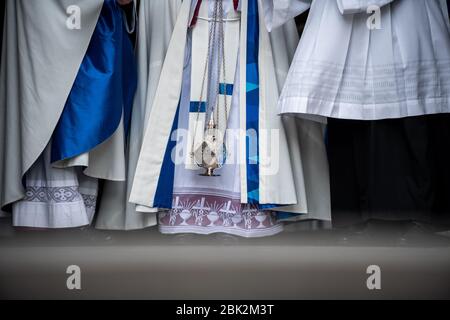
xmin=0 ymin=219 xmax=449 ymax=299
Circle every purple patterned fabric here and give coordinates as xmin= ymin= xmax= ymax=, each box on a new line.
xmin=159 ymin=194 xmax=283 ymax=238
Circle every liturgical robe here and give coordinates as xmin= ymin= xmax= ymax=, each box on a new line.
xmin=0 ymin=0 xmax=137 ymax=228
xmin=96 ymin=0 xmax=183 ymax=230
xmin=266 ymin=0 xmax=450 ymax=121
xmin=265 ymin=0 xmax=450 ymax=228
xmin=130 ymin=0 xmax=331 ymax=237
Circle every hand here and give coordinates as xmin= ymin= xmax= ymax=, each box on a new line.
xmin=116 ymin=0 xmax=132 ymax=5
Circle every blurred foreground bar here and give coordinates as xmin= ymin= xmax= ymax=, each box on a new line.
xmin=0 ymin=220 xmax=449 ymax=299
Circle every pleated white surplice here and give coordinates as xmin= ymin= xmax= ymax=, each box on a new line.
xmin=265 ymin=0 xmax=450 ymax=121
xmin=13 ymin=145 xmax=98 ymax=229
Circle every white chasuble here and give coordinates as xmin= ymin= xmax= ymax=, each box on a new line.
xmin=264 ymin=0 xmax=450 ymax=121
xmin=0 ymin=0 xmax=103 ymax=218
xmin=130 ymin=0 xmax=331 ymax=237
xmin=1 ymin=0 xmax=137 ymax=228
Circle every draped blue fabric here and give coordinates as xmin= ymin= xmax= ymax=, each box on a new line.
xmin=246 ymin=0 xmax=260 ymax=204
xmin=153 ymin=106 xmax=180 ymax=209
xmin=51 ymin=0 xmax=137 ymax=162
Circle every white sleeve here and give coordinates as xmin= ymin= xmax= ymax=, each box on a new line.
xmin=262 ymin=0 xmax=311 ymax=31
xmin=336 ymin=0 xmax=395 ymax=15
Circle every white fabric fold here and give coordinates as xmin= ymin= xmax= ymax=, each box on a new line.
xmin=336 ymin=0 xmax=395 ymax=14
xmin=262 ymin=0 xmax=311 ymax=31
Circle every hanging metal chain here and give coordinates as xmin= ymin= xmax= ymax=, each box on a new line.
xmin=215 ymin=0 xmax=228 ymax=136
xmin=190 ymin=0 xmax=229 ymax=161
xmin=190 ymin=0 xmax=220 ymax=159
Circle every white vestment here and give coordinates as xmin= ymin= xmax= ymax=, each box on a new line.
xmin=131 ymin=0 xmax=331 ymax=237
xmin=13 ymin=145 xmax=98 ymax=228
xmin=1 ymin=0 xmax=133 ymax=228
xmin=265 ymin=0 xmax=450 ymax=121
xmin=0 ymin=0 xmax=104 ymax=222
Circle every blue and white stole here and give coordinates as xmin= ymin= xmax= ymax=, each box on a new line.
xmin=244 ymin=0 xmax=260 ymax=204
